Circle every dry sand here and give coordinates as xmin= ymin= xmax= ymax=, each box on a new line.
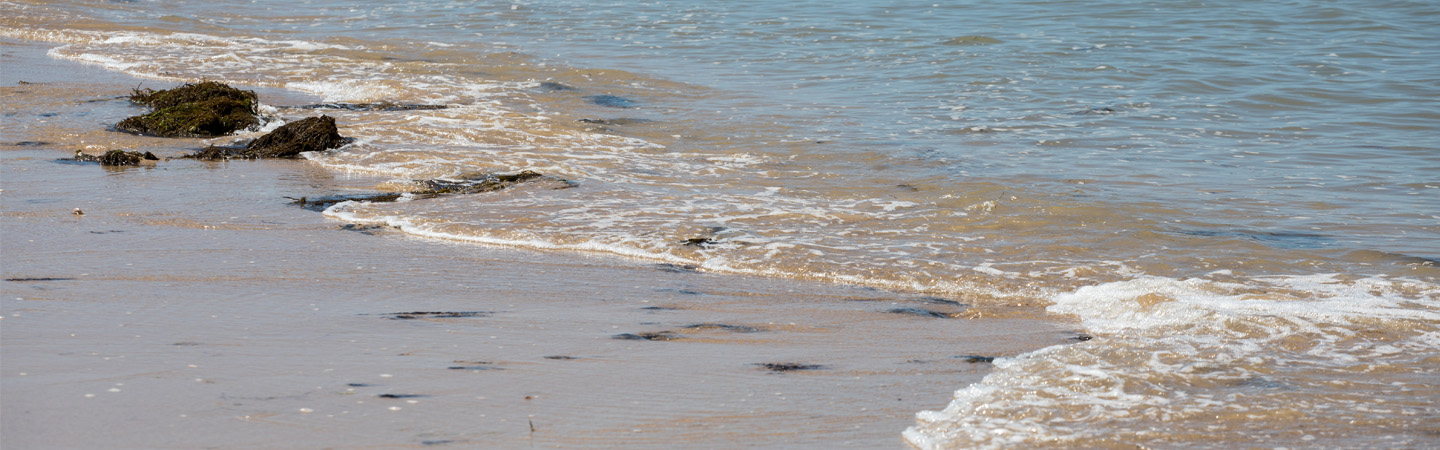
xmin=1 ymin=39 xmax=1075 ymax=449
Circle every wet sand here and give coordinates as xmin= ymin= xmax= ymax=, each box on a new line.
xmin=1 ymin=39 xmax=1074 ymax=449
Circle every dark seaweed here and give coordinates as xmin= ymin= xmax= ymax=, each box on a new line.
xmin=115 ymin=81 xmax=259 ymax=137
xmin=682 ymin=237 xmax=719 ymax=247
xmin=294 ymin=102 xmax=447 ymax=112
xmin=956 ymin=355 xmax=996 ymax=363
xmin=612 ymin=331 xmax=679 ymax=341
xmin=288 ymin=193 xmax=407 ymax=212
xmin=682 ymin=323 xmax=762 ymax=333
xmin=449 ymin=363 xmax=502 ymax=371
xmin=916 ymin=296 xmax=965 ymax=306
xmin=757 ymin=363 xmax=826 ymax=373
xmin=886 ymin=307 xmax=956 ymax=318
xmin=377 ymin=394 xmax=425 ymax=399
xmin=577 ymin=118 xmax=653 ymax=125
xmin=384 ymin=311 xmax=491 ymax=319
xmin=654 ymin=263 xmax=701 ymax=273
xmin=584 ymin=95 xmax=637 ymax=108
xmin=4 ymin=277 xmax=77 ymax=282
xmin=288 ymin=170 xmax=563 ymax=211
xmin=339 ymin=223 xmax=390 ymax=235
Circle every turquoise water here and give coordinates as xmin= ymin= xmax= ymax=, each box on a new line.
xmin=4 ymin=0 xmax=1438 ymax=447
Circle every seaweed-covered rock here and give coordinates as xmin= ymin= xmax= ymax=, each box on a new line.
xmin=114 ymin=82 xmax=259 ymax=137
xmin=186 ymin=145 xmax=248 ymax=161
xmin=416 ymin=170 xmax=546 ymax=195
xmin=244 ymin=115 xmax=345 ymax=158
xmin=186 ymin=115 xmax=346 ymax=160
xmin=73 ymin=149 xmax=159 ymax=166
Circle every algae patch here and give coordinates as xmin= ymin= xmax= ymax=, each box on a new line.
xmin=114 ymin=81 xmax=259 ymax=137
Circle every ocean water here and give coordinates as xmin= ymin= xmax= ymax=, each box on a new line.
xmin=3 ymin=0 xmax=1437 ymax=447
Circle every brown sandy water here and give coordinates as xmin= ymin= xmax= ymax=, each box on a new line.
xmin=1 ymin=39 xmax=1073 ymax=449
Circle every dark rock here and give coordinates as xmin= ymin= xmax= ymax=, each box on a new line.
xmin=186 ymin=145 xmax=248 ymax=161
xmin=544 ymin=355 xmax=580 ymax=360
xmin=244 ymin=115 xmax=346 ymax=158
xmin=114 ymin=81 xmax=259 ymax=137
xmin=184 ymin=115 xmax=346 ymax=160
xmin=377 ymin=394 xmax=426 ymax=399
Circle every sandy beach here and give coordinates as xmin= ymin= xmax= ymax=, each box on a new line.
xmin=2 ymin=39 xmax=1075 ymax=449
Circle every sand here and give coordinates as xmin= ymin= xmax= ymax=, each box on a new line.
xmin=1 ymin=39 xmax=1074 ymax=449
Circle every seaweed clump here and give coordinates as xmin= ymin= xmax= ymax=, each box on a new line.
xmin=114 ymin=81 xmax=259 ymax=137
xmin=188 ymin=115 xmax=346 ymax=160
xmin=244 ymin=115 xmax=345 ymax=158
xmin=73 ymin=149 xmax=159 ymax=166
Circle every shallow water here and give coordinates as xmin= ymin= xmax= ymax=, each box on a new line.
xmin=3 ymin=0 xmax=1438 ymax=448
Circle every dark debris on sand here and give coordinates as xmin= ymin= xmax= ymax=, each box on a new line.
xmin=756 ymin=363 xmax=827 ymax=373
xmin=682 ymin=323 xmax=763 ymax=333
xmin=382 ymin=311 xmax=492 ymax=320
xmin=612 ymin=331 xmax=680 ymax=341
xmin=956 ymin=355 xmax=997 ymax=363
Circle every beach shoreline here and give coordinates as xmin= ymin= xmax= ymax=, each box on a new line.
xmin=2 ymin=39 xmax=1076 ymax=449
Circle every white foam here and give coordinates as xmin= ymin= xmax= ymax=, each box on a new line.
xmin=906 ymin=274 xmax=1440 ymax=449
